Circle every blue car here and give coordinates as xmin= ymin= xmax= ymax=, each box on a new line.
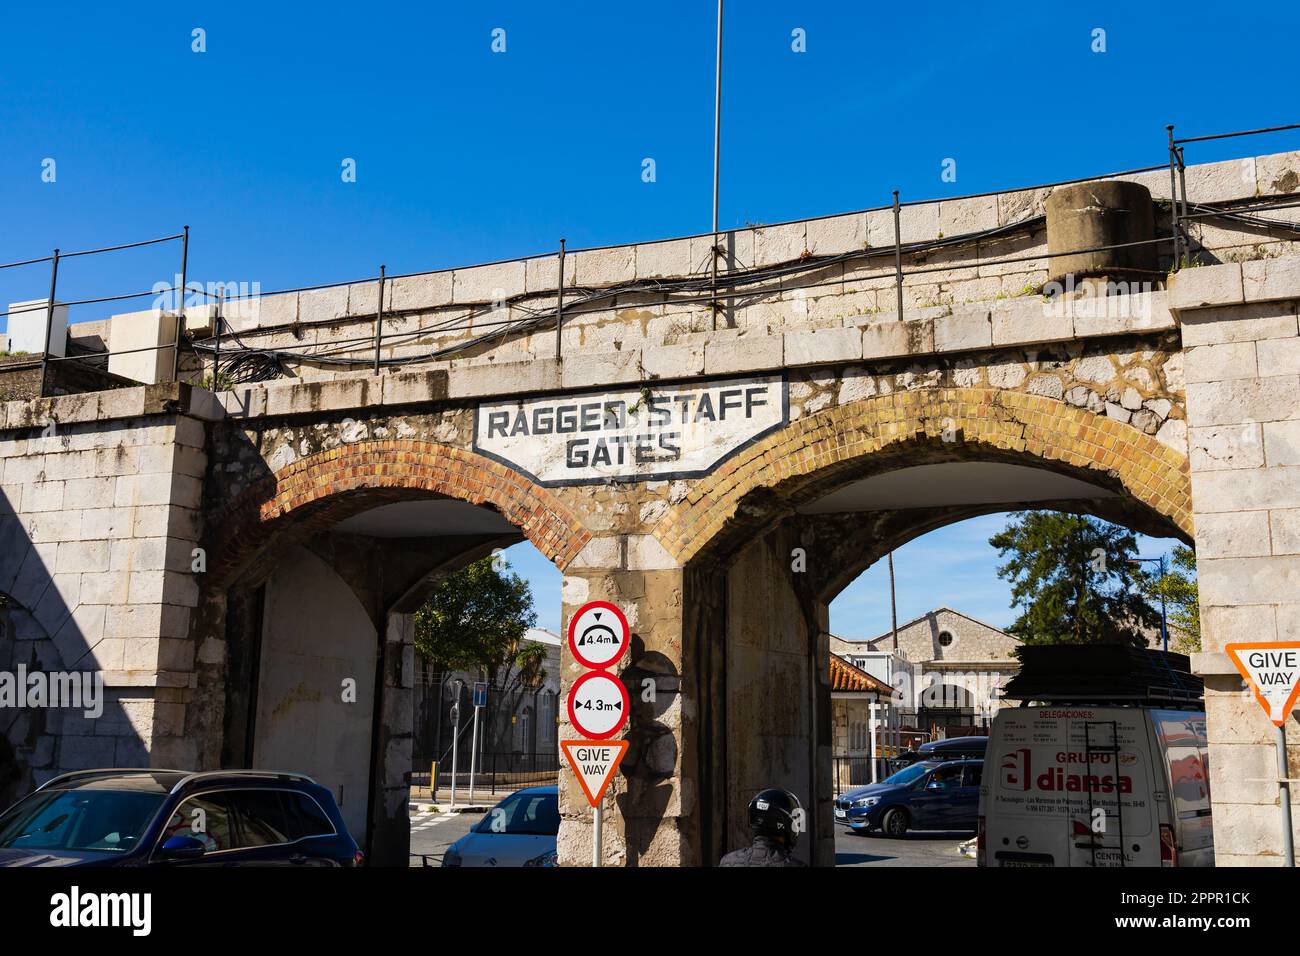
xmin=443 ymin=786 xmax=559 ymax=867
xmin=0 ymin=769 xmax=362 ymax=867
xmin=834 ymin=759 xmax=983 ymax=837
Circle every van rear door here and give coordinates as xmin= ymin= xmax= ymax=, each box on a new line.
xmin=1150 ymin=709 xmax=1213 ymax=866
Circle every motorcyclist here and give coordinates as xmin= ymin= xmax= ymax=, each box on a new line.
xmin=719 ymin=788 xmax=806 ymax=866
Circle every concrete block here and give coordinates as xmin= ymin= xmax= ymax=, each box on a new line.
xmin=572 ymin=246 xmax=636 ymax=287
xmin=22 ymin=481 xmax=64 ymax=512
xmin=106 ymin=309 xmax=178 ymax=385
xmin=1242 ymin=256 xmax=1300 ymax=302
xmin=560 ymin=349 xmax=641 ymax=390
xmin=264 ymin=376 xmax=378 ymax=417
xmin=1070 ymin=289 xmax=1175 ymax=336
xmin=1264 ymin=420 xmax=1300 ymax=466
xmin=570 ymin=537 xmax=622 ymax=571
xmin=1188 ymin=424 xmax=1265 ymax=472
xmin=805 ymin=214 xmax=866 ymax=256
xmin=869 ymin=203 xmax=939 ymax=247
xmin=380 ymin=369 xmax=450 ymax=406
xmin=55 ymin=539 xmax=109 ymax=574
xmin=627 ymin=535 xmax=677 ymax=571
xmin=96 ymin=388 xmax=148 ymax=421
xmin=1256 ymin=336 xmax=1300 ymax=379
xmin=635 ymin=239 xmax=693 ymax=279
xmin=1184 ymin=342 xmax=1257 ymax=383
xmin=1192 ymin=465 xmax=1300 ymax=513
xmin=223 ymin=291 xmax=298 ymax=332
xmin=704 ymin=334 xmax=782 ymax=375
xmin=386 ymin=272 xmax=454 ymax=313
xmin=640 ymin=343 xmax=704 ymax=380
xmin=783 ymin=327 xmax=862 ymax=367
xmin=446 ymin=358 xmax=560 ymax=399
xmin=933 ymin=309 xmax=991 ymax=353
xmin=1185 ymin=376 xmax=1300 ymax=428
xmin=1199 ymin=554 xmax=1300 ymax=606
xmin=752 ymin=222 xmax=807 ymax=267
xmin=526 ymin=253 xmax=573 ymax=294
xmin=991 ymin=297 xmax=1072 ymax=346
xmin=297 ymin=285 xmax=350 ymax=325
xmin=938 ymin=196 xmax=999 ymax=237
xmin=1193 ymin=510 xmax=1271 ymax=558
xmin=452 ymin=260 xmax=527 ymax=304
xmin=861 ymin=317 xmax=933 ymax=359
xmin=1168 ymin=264 xmax=1244 ymax=311
xmin=1271 ymin=509 xmax=1300 ymax=555
xmin=1180 ymin=301 xmax=1298 ymax=347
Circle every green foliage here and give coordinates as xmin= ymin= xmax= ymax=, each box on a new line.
xmin=990 ymin=512 xmax=1159 ymax=647
xmin=1141 ymin=544 xmax=1201 ymax=653
xmin=414 ymin=556 xmax=539 ymax=679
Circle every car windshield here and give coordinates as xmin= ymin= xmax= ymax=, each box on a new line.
xmin=473 ymin=791 xmax=560 ymax=836
xmin=0 ymin=789 xmax=168 ymax=854
xmin=882 ymin=763 xmax=933 ymax=787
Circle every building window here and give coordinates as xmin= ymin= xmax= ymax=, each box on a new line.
xmin=938 ymin=630 xmax=954 ymax=647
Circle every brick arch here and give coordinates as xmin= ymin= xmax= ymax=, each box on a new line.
xmin=654 ymin=387 xmax=1192 ymax=565
xmin=207 ymin=440 xmax=591 ymax=586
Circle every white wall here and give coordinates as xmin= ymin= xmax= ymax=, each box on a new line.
xmin=253 ymin=545 xmax=377 ymax=839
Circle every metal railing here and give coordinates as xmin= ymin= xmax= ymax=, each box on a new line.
xmin=3 ymin=121 xmax=1299 ymax=397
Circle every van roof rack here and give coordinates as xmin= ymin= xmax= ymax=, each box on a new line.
xmin=1001 ymin=645 xmax=1204 ymax=706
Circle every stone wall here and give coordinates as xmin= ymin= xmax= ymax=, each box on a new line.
xmin=1170 ymin=260 xmax=1300 ymax=865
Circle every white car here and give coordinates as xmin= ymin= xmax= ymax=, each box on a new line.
xmin=442 ymin=786 xmax=558 ymax=867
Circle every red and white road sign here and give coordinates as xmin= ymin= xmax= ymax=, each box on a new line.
xmin=561 ymin=740 xmax=629 ymax=807
xmin=567 ymin=600 xmax=630 ymax=670
xmin=566 ymin=670 xmax=629 ymax=739
xmin=1226 ymin=642 xmax=1300 ymax=726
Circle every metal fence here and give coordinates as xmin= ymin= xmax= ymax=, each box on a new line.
xmin=4 ymin=120 xmax=1299 ymax=395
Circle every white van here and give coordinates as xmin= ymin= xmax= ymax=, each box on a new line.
xmin=977 ymin=706 xmax=1212 ymax=867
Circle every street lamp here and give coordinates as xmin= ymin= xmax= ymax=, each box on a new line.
xmin=1130 ymin=555 xmax=1168 ymax=652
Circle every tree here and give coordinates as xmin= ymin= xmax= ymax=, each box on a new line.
xmin=413 ymin=555 xmax=543 ymax=752
xmin=1141 ymin=544 xmax=1201 ymax=653
xmin=990 ymin=511 xmax=1159 ymax=647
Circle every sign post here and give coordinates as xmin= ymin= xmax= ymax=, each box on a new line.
xmin=469 ymin=682 xmax=488 ymax=802
xmin=563 ymin=600 xmax=632 ymax=867
xmin=449 ymin=679 xmax=462 ymax=810
xmin=1225 ymin=641 xmax=1300 ymax=867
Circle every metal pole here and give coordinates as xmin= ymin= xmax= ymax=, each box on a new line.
xmin=1277 ymin=724 xmax=1295 ymax=867
xmin=1159 ymin=555 xmax=1169 ymax=653
xmin=554 ymin=239 xmax=566 ymax=361
xmin=1176 ymin=146 xmax=1191 ymax=266
xmin=710 ymin=0 xmax=723 ymax=330
xmin=468 ymin=698 xmax=480 ymax=802
xmin=212 ymin=289 xmax=224 ymax=389
xmin=888 ymin=551 xmax=899 ymax=650
xmin=892 ymin=191 xmax=904 ymax=322
xmin=373 ymin=264 xmax=386 ymax=374
xmin=172 ymin=226 xmax=189 ymax=383
xmin=869 ymin=700 xmax=880 ymax=784
xmin=37 ymin=249 xmax=60 ymax=398
xmin=593 ymin=801 xmax=602 ymax=867
xmin=450 ymin=683 xmax=461 ymax=809
xmin=1166 ymin=126 xmax=1182 ymax=269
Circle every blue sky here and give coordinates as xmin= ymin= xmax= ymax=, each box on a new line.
xmin=3 ymin=1 xmax=1286 ymax=631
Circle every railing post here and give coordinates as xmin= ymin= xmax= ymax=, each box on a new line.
xmin=373 ymin=265 xmax=386 ymax=375
xmin=212 ymin=289 xmax=224 ymax=389
xmin=1166 ymin=126 xmax=1182 ymax=269
xmin=172 ymin=225 xmax=189 ymax=383
xmin=1176 ymin=145 xmax=1191 ymax=265
xmin=554 ymin=239 xmax=566 ymax=361
xmin=37 ymin=248 xmax=60 ymax=398
xmin=892 ymin=190 xmax=904 ymax=322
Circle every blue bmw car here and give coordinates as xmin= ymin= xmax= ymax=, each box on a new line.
xmin=834 ymin=759 xmax=983 ymax=837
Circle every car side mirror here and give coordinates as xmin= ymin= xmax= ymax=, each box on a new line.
xmin=157 ymin=835 xmax=206 ymax=860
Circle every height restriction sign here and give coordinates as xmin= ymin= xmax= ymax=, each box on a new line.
xmin=566 ymin=670 xmax=629 ymax=739
xmin=567 ymin=600 xmax=630 ymax=669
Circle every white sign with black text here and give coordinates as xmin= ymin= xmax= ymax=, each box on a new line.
xmin=474 ymin=375 xmax=787 ymax=486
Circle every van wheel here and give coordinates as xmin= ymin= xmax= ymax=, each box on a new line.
xmin=881 ymin=808 xmax=909 ymax=838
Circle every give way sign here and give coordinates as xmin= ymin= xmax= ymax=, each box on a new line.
xmin=1225 ymin=642 xmax=1300 ymax=726
xmin=561 ymin=740 xmax=629 ymax=807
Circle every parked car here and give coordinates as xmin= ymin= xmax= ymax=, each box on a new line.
xmin=895 ymin=735 xmax=988 ymax=766
xmin=979 ymin=706 xmax=1212 ymax=867
xmin=834 ymin=759 xmax=982 ymax=837
xmin=443 ymin=785 xmax=559 ymax=867
xmin=0 ymin=768 xmax=363 ymax=867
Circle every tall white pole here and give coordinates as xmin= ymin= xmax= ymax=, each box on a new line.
xmin=468 ymin=702 xmax=481 ymax=802
xmin=593 ymin=802 xmax=603 ymax=867
xmin=710 ymin=0 xmax=723 ymax=329
xmin=869 ymin=701 xmax=880 ymax=783
xmin=449 ymin=701 xmax=460 ymax=810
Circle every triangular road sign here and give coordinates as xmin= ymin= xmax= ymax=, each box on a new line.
xmin=561 ymin=740 xmax=629 ymax=807
xmin=1225 ymin=642 xmax=1300 ymax=727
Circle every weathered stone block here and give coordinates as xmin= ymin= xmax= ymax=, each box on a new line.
xmin=1194 ymin=510 xmax=1271 ymax=558
xmin=641 ymin=343 xmax=704 ymax=380
xmin=705 ymin=334 xmax=782 ymax=375
xmin=572 ymin=246 xmax=636 ymax=288
xmin=1168 ymin=264 xmax=1244 ymax=311
xmin=933 ymin=309 xmax=991 ymax=353
xmin=1181 ymin=301 xmax=1299 ymax=347
xmin=991 ymin=298 xmax=1072 ymax=347
xmin=452 ymin=260 xmax=527 ymax=304
xmin=783 ymin=327 xmax=861 ymax=367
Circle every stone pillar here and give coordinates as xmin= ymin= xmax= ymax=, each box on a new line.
xmin=557 ymin=534 xmax=693 ymax=866
xmin=1173 ymin=263 xmax=1300 ymax=865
